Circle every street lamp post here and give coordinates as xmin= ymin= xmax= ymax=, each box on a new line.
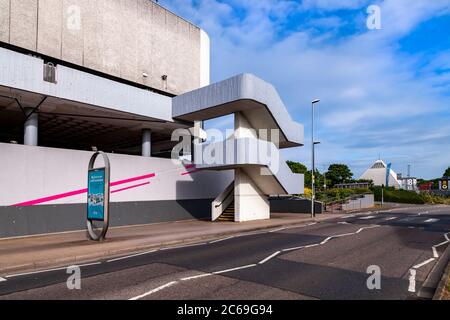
xmin=311 ymin=99 xmax=320 ymax=218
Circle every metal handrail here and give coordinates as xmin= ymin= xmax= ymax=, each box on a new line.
xmin=215 ymin=187 xmax=234 ymax=208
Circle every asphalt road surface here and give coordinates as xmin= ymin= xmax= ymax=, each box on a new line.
xmin=0 ymin=205 xmax=449 ymax=300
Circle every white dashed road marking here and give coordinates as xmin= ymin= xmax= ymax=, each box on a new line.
xmin=107 ymin=250 xmax=158 ymax=263
xmin=424 ymin=218 xmax=439 ymax=223
xmin=209 ymin=236 xmax=235 ymax=244
xmin=213 ymin=264 xmax=257 ymax=275
xmin=180 ymin=273 xmax=212 ymax=281
xmin=413 ymin=258 xmax=435 ymax=269
xmin=359 ymin=216 xmax=376 ymax=220
xmin=258 ymin=251 xmax=281 ymax=265
xmin=129 ymin=281 xmax=178 ymax=300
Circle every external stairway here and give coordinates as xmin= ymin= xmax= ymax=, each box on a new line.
xmin=172 ymin=73 xmax=305 ymax=222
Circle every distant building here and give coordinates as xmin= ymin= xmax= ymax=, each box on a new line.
xmin=360 ymin=160 xmax=400 ymax=189
xmin=397 ymin=174 xmax=418 ymax=191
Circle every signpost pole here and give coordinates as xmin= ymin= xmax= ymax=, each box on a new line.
xmin=87 ymin=151 xmax=111 ymax=241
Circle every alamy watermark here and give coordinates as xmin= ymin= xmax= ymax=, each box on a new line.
xmin=67 ymin=5 xmax=82 ymax=32
xmin=66 ymin=265 xmax=81 ymax=290
xmin=366 ymin=5 xmax=382 ymax=30
xmin=366 ymin=265 xmax=381 ymax=290
xmin=171 ymin=128 xmax=281 ymax=175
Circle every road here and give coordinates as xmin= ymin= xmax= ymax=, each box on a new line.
xmin=0 ymin=205 xmax=449 ymax=300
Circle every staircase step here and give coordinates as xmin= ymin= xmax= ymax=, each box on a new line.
xmin=216 ymin=201 xmax=235 ymax=222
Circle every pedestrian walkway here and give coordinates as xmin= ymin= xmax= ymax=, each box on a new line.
xmin=0 ymin=213 xmax=345 ymax=275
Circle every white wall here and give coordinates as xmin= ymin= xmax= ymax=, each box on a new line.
xmin=0 ymin=143 xmax=233 ymax=206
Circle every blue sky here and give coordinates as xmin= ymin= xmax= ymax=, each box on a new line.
xmin=163 ymin=0 xmax=450 ymax=179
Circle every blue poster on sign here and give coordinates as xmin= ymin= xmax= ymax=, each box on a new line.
xmin=87 ymin=168 xmax=106 ymax=221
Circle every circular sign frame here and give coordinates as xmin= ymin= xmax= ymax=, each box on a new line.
xmin=87 ymin=151 xmax=111 ymax=241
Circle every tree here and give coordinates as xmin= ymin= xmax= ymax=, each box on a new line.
xmin=444 ymin=167 xmax=450 ymax=177
xmin=326 ymin=164 xmax=353 ymax=187
xmin=286 ymin=161 xmax=307 ymax=174
xmin=286 ymin=161 xmax=324 ymax=189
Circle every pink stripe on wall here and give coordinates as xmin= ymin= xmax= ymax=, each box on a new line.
xmin=111 ymin=182 xmax=150 ymax=194
xmin=12 ymin=172 xmax=156 ymax=207
xmin=12 ymin=188 xmax=88 ymax=207
xmin=110 ymin=173 xmax=155 ymax=187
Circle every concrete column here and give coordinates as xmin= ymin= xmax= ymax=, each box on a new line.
xmin=24 ymin=108 xmax=38 ymax=146
xmin=142 ymin=129 xmax=152 ymax=157
xmin=234 ymin=168 xmax=270 ymax=222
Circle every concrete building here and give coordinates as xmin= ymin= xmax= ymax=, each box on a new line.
xmin=0 ymin=1 xmax=304 ymax=238
xmin=397 ymin=174 xmax=418 ymax=191
xmin=360 ymin=160 xmax=400 ymax=189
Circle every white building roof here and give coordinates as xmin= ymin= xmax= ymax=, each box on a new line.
xmin=360 ymin=160 xmax=400 ymax=188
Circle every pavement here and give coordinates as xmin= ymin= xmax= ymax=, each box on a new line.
xmin=0 ymin=203 xmax=449 ymax=300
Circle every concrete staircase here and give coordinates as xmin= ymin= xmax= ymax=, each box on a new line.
xmin=217 ymin=202 xmax=235 ymax=222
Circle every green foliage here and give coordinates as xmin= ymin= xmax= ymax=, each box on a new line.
xmin=444 ymin=167 xmax=450 ymax=177
xmin=286 ymin=161 xmax=324 ymax=189
xmin=286 ymin=161 xmax=307 ymax=174
xmin=326 ymin=164 xmax=353 ymax=187
xmin=371 ymin=187 xmax=450 ymax=205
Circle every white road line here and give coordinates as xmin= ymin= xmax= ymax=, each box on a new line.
xmin=385 ymin=217 xmax=398 ymax=221
xmin=432 ymin=247 xmax=439 ymax=258
xmin=445 ymin=233 xmax=450 ymax=241
xmin=213 ymin=264 xmax=257 ymax=275
xmin=258 ymin=251 xmax=281 ymax=265
xmin=320 ymin=237 xmax=332 ymax=245
xmin=107 ymin=250 xmax=157 ymax=263
xmin=408 ymin=269 xmax=416 ymax=293
xmin=270 ymin=222 xmax=317 ymax=233
xmin=424 ymin=218 xmax=439 ymax=223
xmin=77 ymin=262 xmax=102 ymax=268
xmin=0 ymin=277 xmax=7 ymax=282
xmin=159 ymin=243 xmax=206 ymax=250
xmin=180 ymin=273 xmax=212 ymax=281
xmin=129 ymin=281 xmax=178 ymax=300
xmin=331 ymin=232 xmax=356 ymax=238
xmin=6 ymin=261 xmax=102 ymax=278
xmin=269 ymin=227 xmax=288 ymax=233
xmin=282 ymin=245 xmax=305 ymax=252
xmin=6 ymin=266 xmax=69 ymax=278
xmin=209 ymin=236 xmax=235 ymax=244
xmin=338 ymin=221 xmax=349 ymax=225
xmin=304 ymin=243 xmax=320 ymax=248
xmin=359 ymin=216 xmax=376 ymax=220
xmin=413 ymin=258 xmax=435 ymax=269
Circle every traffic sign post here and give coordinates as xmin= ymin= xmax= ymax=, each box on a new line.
xmin=87 ymin=151 xmax=111 ymax=241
